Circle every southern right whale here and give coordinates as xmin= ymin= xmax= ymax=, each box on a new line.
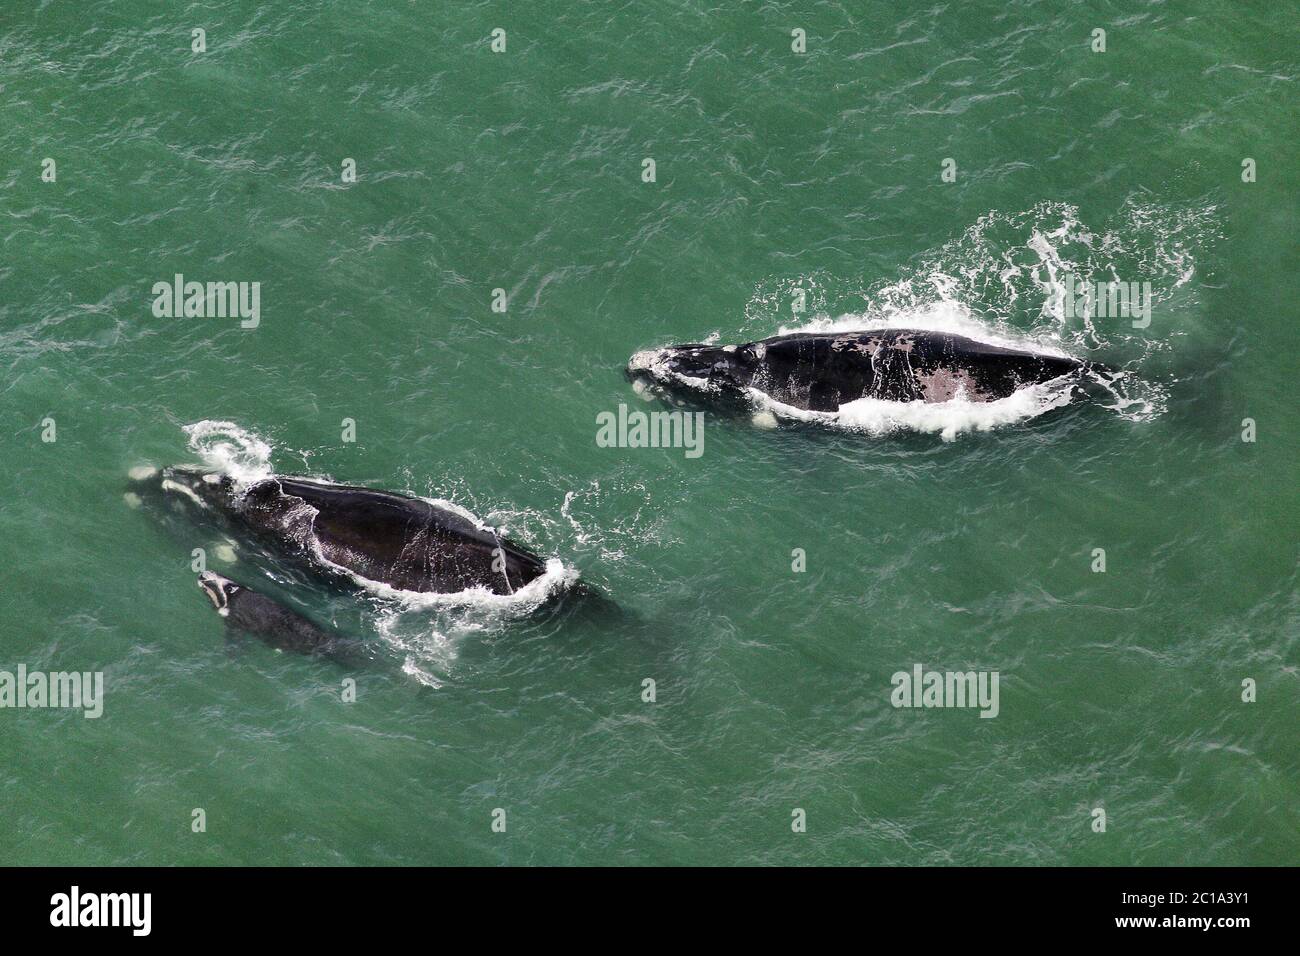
xmin=132 ymin=468 xmax=549 ymax=596
xmin=628 ymin=328 xmax=1090 ymax=413
xmin=198 ymin=571 xmax=365 ymax=662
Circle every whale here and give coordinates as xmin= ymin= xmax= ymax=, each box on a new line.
xmin=198 ymin=571 xmax=364 ymax=661
xmin=628 ymin=328 xmax=1089 ymax=413
xmin=132 ymin=467 xmax=549 ymax=596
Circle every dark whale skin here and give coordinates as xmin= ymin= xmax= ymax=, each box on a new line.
xmin=199 ymin=572 xmax=364 ymax=664
xmin=147 ymin=470 xmax=548 ymax=596
xmin=241 ymin=477 xmax=546 ymax=595
xmin=629 ymin=328 xmax=1085 ymax=412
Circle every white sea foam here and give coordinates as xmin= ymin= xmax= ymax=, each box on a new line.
xmin=559 ymin=478 xmax=659 ymax=563
xmin=753 ymin=377 xmax=1076 ymax=442
xmin=182 ymin=420 xmax=274 ymax=484
xmin=339 ymin=556 xmax=576 ymax=613
xmin=778 ymin=299 xmax=1073 ymax=358
xmin=400 ymin=655 xmax=446 ymax=689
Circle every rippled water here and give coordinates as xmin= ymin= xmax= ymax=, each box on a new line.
xmin=1 ymin=1 xmax=1295 ymax=865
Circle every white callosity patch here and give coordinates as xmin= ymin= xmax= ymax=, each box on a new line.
xmin=627 ymin=348 xmax=716 ymax=399
xmin=160 ymin=479 xmax=206 ymax=507
xmin=626 ymin=349 xmax=663 ymax=373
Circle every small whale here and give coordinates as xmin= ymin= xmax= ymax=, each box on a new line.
xmin=132 ymin=467 xmax=550 ymax=596
xmin=198 ymin=571 xmax=363 ymax=662
xmin=628 ymin=328 xmax=1091 ymax=413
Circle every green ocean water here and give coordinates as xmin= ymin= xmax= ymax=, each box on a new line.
xmin=1 ymin=0 xmax=1296 ymax=866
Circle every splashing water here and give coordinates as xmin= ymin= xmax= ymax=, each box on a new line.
xmin=736 ymin=199 xmax=1219 ymax=434
xmin=182 ymin=420 xmax=275 ymax=484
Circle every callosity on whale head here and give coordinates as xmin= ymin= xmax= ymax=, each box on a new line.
xmin=628 ymin=343 xmax=758 ymax=382
xmin=197 ymin=570 xmax=241 ymax=616
xmin=626 ymin=343 xmax=764 ymax=403
xmin=128 ymin=464 xmax=238 ymax=513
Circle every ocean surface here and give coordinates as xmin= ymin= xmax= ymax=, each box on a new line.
xmin=1 ymin=1 xmax=1296 ymax=865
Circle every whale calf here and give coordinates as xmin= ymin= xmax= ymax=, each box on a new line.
xmin=198 ymin=571 xmax=363 ymax=661
xmin=133 ymin=467 xmax=548 ymax=595
xmin=628 ymin=328 xmax=1087 ymax=413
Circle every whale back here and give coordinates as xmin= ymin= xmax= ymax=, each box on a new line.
xmin=750 ymin=330 xmax=1081 ymax=409
xmin=238 ymin=477 xmax=546 ymax=595
xmin=224 ymin=585 xmax=356 ymax=659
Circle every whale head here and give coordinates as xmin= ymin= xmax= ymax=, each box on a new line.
xmin=128 ymin=465 xmax=239 ymax=515
xmin=197 ymin=571 xmax=242 ymax=617
xmin=627 ymin=343 xmax=760 ymax=397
